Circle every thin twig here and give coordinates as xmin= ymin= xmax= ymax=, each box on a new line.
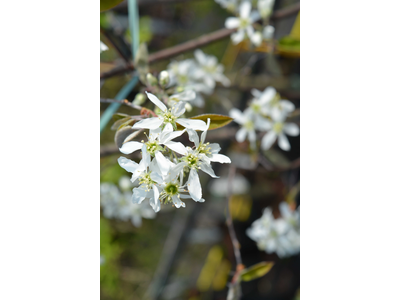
xmin=100 ymin=27 xmax=131 ymax=63
xmin=100 ymin=3 xmax=300 ymax=79
xmin=100 ymin=98 xmax=143 ymax=110
xmin=226 ymin=165 xmax=243 ymax=270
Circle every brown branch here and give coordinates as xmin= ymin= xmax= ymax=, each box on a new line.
xmin=100 ymin=27 xmax=130 ymax=63
xmin=100 ymin=3 xmax=300 ymax=79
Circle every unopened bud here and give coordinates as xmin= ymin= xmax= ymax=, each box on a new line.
xmin=158 ymin=70 xmax=170 ymax=87
xmin=146 ymin=73 xmax=158 ymax=86
xmin=133 ymin=93 xmax=146 ymax=106
xmin=185 ymin=103 xmax=193 ymax=112
xmin=175 ymin=86 xmax=184 ymax=93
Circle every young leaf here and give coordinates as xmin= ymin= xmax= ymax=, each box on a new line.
xmin=176 ymin=114 xmax=233 ymax=131
xmin=112 ymin=113 xmax=130 ymax=122
xmin=240 ymin=262 xmax=274 ymax=282
xmin=114 ymin=127 xmax=137 ymax=149
xmin=111 ymin=117 xmax=133 ymax=130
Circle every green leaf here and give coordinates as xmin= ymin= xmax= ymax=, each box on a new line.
xmin=111 ymin=117 xmax=133 ymax=130
xmin=177 ymin=114 xmax=233 ymax=131
xmin=100 ymin=0 xmax=124 ymax=12
xmin=240 ymin=262 xmax=274 ymax=282
xmin=112 ymin=113 xmax=130 ymax=122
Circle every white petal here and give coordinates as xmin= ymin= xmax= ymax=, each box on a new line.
xmin=141 ymin=144 xmax=150 ymax=167
xmin=255 ymin=116 xmax=272 ymax=131
xmin=170 ymin=90 xmax=196 ymax=102
xmin=172 ymin=195 xmax=185 ymax=208
xmin=155 ymin=152 xmax=172 ymax=178
xmin=229 ymin=108 xmax=245 ymax=124
xmin=171 ymin=101 xmax=186 ymax=118
xmin=209 ymin=154 xmax=231 ymax=164
xmin=249 ymin=10 xmax=260 ymax=22
xmin=145 ymin=91 xmax=167 ymax=112
xmin=194 ymin=49 xmax=207 ymax=65
xmin=283 ymin=123 xmax=300 ymax=136
xmin=186 ymin=129 xmax=199 ymax=147
xmin=261 ymin=131 xmax=277 ymax=150
xmin=150 ymin=185 xmax=160 ymax=212
xmin=161 ymin=129 xmax=186 ymax=144
xmin=132 ymin=186 xmax=147 ymax=204
xmin=225 ymin=17 xmax=240 ymax=29
xmin=164 ymin=141 xmax=188 ymax=155
xmin=231 ymin=29 xmax=245 ymax=44
xmin=209 ymin=143 xmax=221 ymax=154
xmin=132 ymin=117 xmax=163 ymax=130
xmin=188 ymin=169 xmax=202 ymax=201
xmin=239 ymin=1 xmax=251 ymax=18
xmin=177 ymin=118 xmax=207 ymax=131
xmin=236 ymin=127 xmax=247 ymax=142
xmin=200 ymin=118 xmax=210 ymax=144
xmin=199 ymin=162 xmax=219 ymax=178
xmin=117 ymin=156 xmax=139 ymax=173
xmin=280 ymin=100 xmax=296 ymax=113
xmin=166 ymin=162 xmax=186 ymax=182
xmin=278 ymin=134 xmax=291 ymax=151
xmin=119 ymin=141 xmax=143 ymax=154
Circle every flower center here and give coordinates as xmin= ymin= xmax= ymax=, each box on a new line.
xmin=198 ymin=142 xmax=212 ymax=156
xmin=138 ymin=172 xmax=155 ymax=188
xmin=178 ymin=75 xmax=189 ymax=85
xmin=184 ymin=153 xmax=199 ymax=169
xmin=164 ymin=182 xmax=179 ymax=196
xmin=244 ymin=120 xmax=254 ymax=130
xmin=273 ymin=122 xmax=283 ymax=133
xmin=250 ymin=103 xmax=261 ymax=113
xmin=162 ymin=110 xmax=177 ymax=124
xmin=145 ymin=140 xmax=163 ymax=156
xmin=239 ymin=18 xmax=250 ymax=29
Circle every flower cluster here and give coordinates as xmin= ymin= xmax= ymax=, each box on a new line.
xmin=100 ymin=177 xmax=156 ymax=227
xmin=229 ymin=86 xmax=299 ymax=151
xmin=221 ymin=0 xmax=275 ymax=47
xmin=167 ymin=49 xmax=230 ymax=108
xmin=118 ymin=92 xmax=231 ymax=213
xmin=246 ymin=202 xmax=300 ymax=258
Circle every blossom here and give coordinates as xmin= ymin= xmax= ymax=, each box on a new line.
xmin=260 ymin=110 xmax=299 ymax=151
xmin=132 ymin=92 xmax=207 ymax=131
xmin=257 ymin=0 xmax=275 ymax=19
xmin=193 ymin=49 xmax=230 ymax=89
xmin=263 ymin=25 xmax=275 ymax=39
xmin=225 ymin=1 xmax=260 ymax=44
xmin=250 ymin=86 xmax=295 ymax=118
xmin=120 ymin=123 xmax=187 ymax=157
xmin=229 ymin=107 xmax=270 ymax=149
xmin=215 ymin=0 xmax=238 ymax=13
xmin=100 ymin=180 xmax=156 ymax=226
xmin=246 ymin=205 xmax=300 ymax=258
xmin=182 ymin=119 xmax=231 ymax=201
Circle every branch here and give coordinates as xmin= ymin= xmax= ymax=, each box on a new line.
xmin=100 ymin=98 xmax=143 ymax=110
xmin=100 ymin=3 xmax=300 ymax=79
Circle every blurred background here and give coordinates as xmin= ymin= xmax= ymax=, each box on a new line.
xmin=100 ymin=0 xmax=300 ymax=299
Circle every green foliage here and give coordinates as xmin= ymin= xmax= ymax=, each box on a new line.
xmin=100 ymin=0 xmax=124 ymax=12
xmin=240 ymin=261 xmax=274 ymax=282
xmin=177 ymin=114 xmax=233 ymax=131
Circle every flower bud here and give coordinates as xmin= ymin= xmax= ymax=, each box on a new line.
xmin=185 ymin=103 xmax=193 ymax=112
xmin=158 ymin=70 xmax=170 ymax=87
xmin=133 ymin=93 xmax=146 ymax=106
xmin=146 ymin=73 xmax=158 ymax=86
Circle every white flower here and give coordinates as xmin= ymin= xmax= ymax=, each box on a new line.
xmin=182 ymin=119 xmax=231 ymax=201
xmin=167 ymin=59 xmax=198 ymax=88
xmin=120 ymin=122 xmax=187 ymax=157
xmin=193 ymin=49 xmax=230 ymax=89
xmin=132 ymin=92 xmax=207 ymax=131
xmin=250 ymin=31 xmax=263 ymax=47
xmin=229 ymin=107 xmax=270 ymax=149
xmin=246 ymin=205 xmax=300 ymax=258
xmin=153 ymin=153 xmax=203 ymax=207
xmin=225 ymin=1 xmax=260 ymax=44
xmin=257 ymin=0 xmax=275 ymax=19
xmin=215 ymin=0 xmax=238 ymax=13
xmin=260 ymin=111 xmax=299 ymax=151
xmin=100 ymin=41 xmax=108 ymax=53
xmin=100 ymin=181 xmax=156 ymax=226
xmin=250 ymin=86 xmax=295 ymax=118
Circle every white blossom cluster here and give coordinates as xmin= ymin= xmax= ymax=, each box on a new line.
xmin=229 ymin=86 xmax=299 ymax=151
xmin=220 ymin=0 xmax=275 ymax=47
xmin=167 ymin=49 xmax=230 ymax=108
xmin=100 ymin=177 xmax=156 ymax=227
xmin=247 ymin=202 xmax=300 ymax=258
xmin=118 ymin=92 xmax=231 ymax=213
